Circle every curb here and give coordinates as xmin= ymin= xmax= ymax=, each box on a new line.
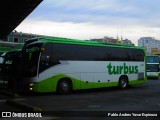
xmin=6 ymin=99 xmax=42 ymax=112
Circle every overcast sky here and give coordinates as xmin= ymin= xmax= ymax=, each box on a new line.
xmin=15 ymin=0 xmax=160 ymax=45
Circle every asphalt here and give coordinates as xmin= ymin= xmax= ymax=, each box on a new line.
xmin=0 ymin=79 xmax=160 ymax=120
xmin=6 ymin=99 xmax=42 ymax=112
xmin=0 ymin=85 xmax=42 ymax=112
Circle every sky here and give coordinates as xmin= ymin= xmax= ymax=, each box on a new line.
xmin=15 ymin=0 xmax=160 ymax=45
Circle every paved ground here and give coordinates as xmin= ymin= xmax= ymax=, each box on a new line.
xmin=0 ymin=79 xmax=160 ymax=120
xmin=20 ymin=79 xmax=160 ymax=111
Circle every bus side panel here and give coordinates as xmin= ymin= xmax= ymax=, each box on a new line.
xmin=32 ymin=61 xmax=146 ymax=92
xmin=93 ymin=73 xmax=117 ymax=88
xmin=80 ymin=73 xmax=93 ymax=89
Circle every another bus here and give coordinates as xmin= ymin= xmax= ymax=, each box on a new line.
xmin=0 ymin=49 xmax=21 ymax=86
xmin=146 ymin=54 xmax=160 ymax=79
xmin=5 ymin=37 xmax=147 ymax=94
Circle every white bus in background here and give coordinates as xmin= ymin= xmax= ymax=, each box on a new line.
xmin=146 ymin=54 xmax=160 ymax=79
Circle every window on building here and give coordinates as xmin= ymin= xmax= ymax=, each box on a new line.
xmin=22 ymin=39 xmax=28 ymax=43
xmin=14 ymin=38 xmax=18 ymax=43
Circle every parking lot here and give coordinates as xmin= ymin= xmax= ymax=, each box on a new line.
xmin=0 ymin=79 xmax=160 ymax=119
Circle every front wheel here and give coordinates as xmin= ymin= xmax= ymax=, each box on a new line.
xmin=118 ymin=76 xmax=128 ymax=89
xmin=57 ymin=79 xmax=72 ymax=94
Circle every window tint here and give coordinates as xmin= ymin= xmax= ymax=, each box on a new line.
xmin=23 ymin=47 xmax=40 ymax=77
xmin=39 ymin=43 xmax=60 ymax=73
xmin=132 ymin=49 xmax=145 ymax=61
xmin=51 ymin=43 xmax=144 ymax=61
xmin=146 ymin=56 xmax=159 ymax=63
xmin=147 ymin=64 xmax=159 ymax=72
xmin=39 ymin=43 xmax=144 ymax=73
xmin=22 ymin=43 xmax=42 ymax=77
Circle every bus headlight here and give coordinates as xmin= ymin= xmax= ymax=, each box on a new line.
xmin=29 ymin=83 xmax=34 ymax=87
xmin=29 ymin=88 xmax=33 ymax=91
xmin=29 ymin=83 xmax=34 ymax=91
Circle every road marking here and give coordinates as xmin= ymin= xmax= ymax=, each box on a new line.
xmin=13 ymin=98 xmax=27 ymax=101
xmin=0 ymin=99 xmax=6 ymax=103
xmin=88 ymin=105 xmax=102 ymax=108
xmin=0 ymin=98 xmax=27 ymax=103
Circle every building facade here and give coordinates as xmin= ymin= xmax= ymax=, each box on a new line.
xmin=91 ymin=36 xmax=118 ymax=44
xmin=138 ymin=37 xmax=160 ymax=54
xmin=3 ymin=31 xmax=42 ymax=43
xmin=91 ymin=36 xmax=134 ymax=45
xmin=121 ymin=39 xmax=134 ymax=46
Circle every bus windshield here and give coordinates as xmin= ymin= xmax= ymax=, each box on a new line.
xmin=147 ymin=64 xmax=159 ymax=72
xmin=146 ymin=56 xmax=159 ymax=63
xmin=22 ymin=43 xmax=42 ymax=77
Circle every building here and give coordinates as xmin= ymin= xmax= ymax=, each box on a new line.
xmin=91 ymin=36 xmax=134 ymax=45
xmin=121 ymin=39 xmax=134 ymax=46
xmin=90 ymin=38 xmax=104 ymax=43
xmin=138 ymin=37 xmax=160 ymax=54
xmin=103 ymin=36 xmax=118 ymax=44
xmin=3 ymin=31 xmax=42 ymax=43
xmin=91 ymin=36 xmax=119 ymax=44
xmin=0 ymin=31 xmax=42 ymax=50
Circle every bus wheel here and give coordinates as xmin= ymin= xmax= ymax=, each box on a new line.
xmin=118 ymin=76 xmax=128 ymax=89
xmin=57 ymin=79 xmax=72 ymax=94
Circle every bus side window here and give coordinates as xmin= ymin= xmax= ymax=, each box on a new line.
xmin=39 ymin=43 xmax=60 ymax=73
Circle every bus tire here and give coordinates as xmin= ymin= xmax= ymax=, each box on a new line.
xmin=57 ymin=79 xmax=72 ymax=94
xmin=118 ymin=76 xmax=128 ymax=89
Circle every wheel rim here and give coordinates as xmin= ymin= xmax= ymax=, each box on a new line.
xmin=121 ymin=79 xmax=127 ymax=88
xmin=60 ymin=81 xmax=69 ymax=92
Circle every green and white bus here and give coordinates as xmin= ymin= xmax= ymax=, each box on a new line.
xmin=9 ymin=37 xmax=147 ymax=94
xmin=146 ymin=54 xmax=160 ymax=79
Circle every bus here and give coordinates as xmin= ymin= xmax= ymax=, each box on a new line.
xmin=146 ymin=54 xmax=160 ymax=79
xmin=0 ymin=49 xmax=21 ymax=87
xmin=5 ymin=37 xmax=147 ymax=94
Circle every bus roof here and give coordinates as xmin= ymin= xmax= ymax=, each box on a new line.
xmin=28 ymin=36 xmax=144 ymax=50
xmin=146 ymin=54 xmax=159 ymax=57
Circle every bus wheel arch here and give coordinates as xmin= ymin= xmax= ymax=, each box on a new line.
xmin=56 ymin=78 xmax=72 ymax=94
xmin=118 ymin=75 xmax=128 ymax=89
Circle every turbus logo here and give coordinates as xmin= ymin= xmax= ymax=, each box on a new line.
xmin=107 ymin=63 xmax=138 ymax=75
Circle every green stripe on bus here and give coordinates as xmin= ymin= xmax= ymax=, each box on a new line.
xmin=32 ymin=74 xmax=147 ymax=93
